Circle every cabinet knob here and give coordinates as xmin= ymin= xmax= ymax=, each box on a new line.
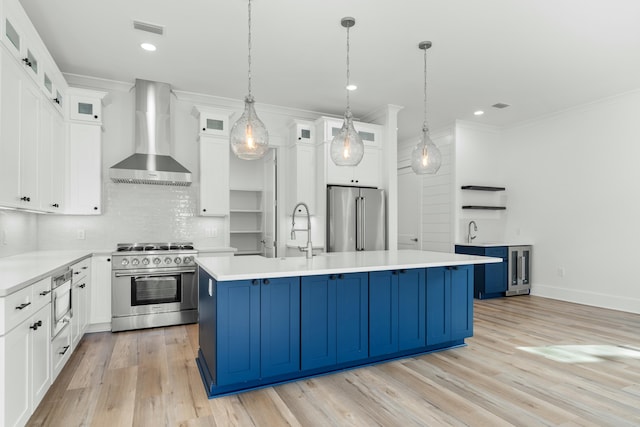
xmin=106 ymin=258 xmax=111 ymax=262
xmin=329 ymin=275 xmax=336 ymax=280
xmin=392 ymin=271 xmax=398 ymax=275
xmin=263 ymin=279 xmax=270 ymax=285
xmin=93 ymin=206 xmax=98 ymax=210
xmin=202 ymin=209 xmax=207 ymax=212
xmin=94 ymin=115 xmax=98 ymax=119
xmin=338 ymin=274 xmax=344 ymax=279
xmin=252 ymin=279 xmax=259 ymax=285
xmin=202 ymin=128 xmax=206 ymax=131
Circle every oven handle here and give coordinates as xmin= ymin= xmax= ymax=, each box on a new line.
xmin=114 ymin=269 xmax=195 ymax=278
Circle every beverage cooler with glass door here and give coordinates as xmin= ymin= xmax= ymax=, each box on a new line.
xmin=507 ymin=245 xmax=531 ymax=296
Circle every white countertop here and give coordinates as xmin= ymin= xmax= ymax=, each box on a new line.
xmin=0 ymin=250 xmax=94 ymax=296
xmin=455 ymin=242 xmax=532 ymax=247
xmin=196 ymin=246 xmax=237 ymax=253
xmin=196 ymin=249 xmax=502 ymax=282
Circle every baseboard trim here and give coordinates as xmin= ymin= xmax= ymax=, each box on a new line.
xmin=86 ymin=322 xmax=111 ymax=333
xmin=531 ymin=284 xmax=640 ymax=314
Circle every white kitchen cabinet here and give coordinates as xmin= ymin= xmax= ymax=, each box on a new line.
xmin=0 ymin=48 xmax=22 ymax=208
xmin=199 ymin=137 xmax=230 ymax=216
xmin=0 ymin=301 xmax=51 ymax=427
xmin=37 ymin=100 xmax=65 ymax=213
xmin=51 ymin=318 xmax=71 ymax=379
xmin=66 ymin=122 xmax=102 ymax=214
xmin=70 ymin=257 xmax=91 ymax=348
xmin=193 ymin=106 xmax=232 ymax=217
xmin=287 ymin=120 xmax=317 ymax=215
xmin=68 ymin=93 xmax=102 ymax=124
xmin=18 ymin=73 xmax=41 ymax=209
xmin=89 ymin=255 xmax=112 ymax=330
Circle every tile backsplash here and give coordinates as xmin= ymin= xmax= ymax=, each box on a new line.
xmin=0 ymin=210 xmax=37 ymax=257
xmin=37 ymin=181 xmax=226 ymax=251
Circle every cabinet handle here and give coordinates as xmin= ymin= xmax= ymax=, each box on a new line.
xmin=51 ymin=203 xmax=59 ymax=208
xmin=59 ymin=345 xmax=70 ymax=355
xmin=30 ymin=320 xmax=42 ymax=330
xmin=53 ymin=98 xmax=60 ymax=105
xmin=79 ymin=283 xmax=86 ymax=288
xmin=74 ymin=271 xmax=80 ymax=275
xmin=20 ymin=196 xmax=31 ymax=202
xmin=39 ymin=290 xmax=51 ymax=296
xmin=82 ymin=266 xmax=88 ymax=270
xmin=410 ymin=238 xmax=418 ymax=242
xmin=16 ymin=302 xmax=31 ymax=310
xmin=22 ymin=58 xmax=32 ymax=67
xmin=263 ymin=279 xmax=270 ymax=285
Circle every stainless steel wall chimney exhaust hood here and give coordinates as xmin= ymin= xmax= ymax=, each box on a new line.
xmin=110 ymin=79 xmax=192 ymax=186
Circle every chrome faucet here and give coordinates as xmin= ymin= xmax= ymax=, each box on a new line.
xmin=291 ymin=202 xmax=313 ymax=259
xmin=467 ymin=221 xmax=478 ymax=244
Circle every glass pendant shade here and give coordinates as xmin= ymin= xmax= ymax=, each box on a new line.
xmin=410 ymin=127 xmax=442 ymax=174
xmin=230 ymin=95 xmax=269 ymax=160
xmin=330 ymin=110 xmax=364 ymax=166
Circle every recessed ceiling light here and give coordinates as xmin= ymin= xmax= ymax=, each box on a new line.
xmin=474 ymin=110 xmax=484 ymax=116
xmin=346 ymin=84 xmax=357 ymax=91
xmin=140 ymin=43 xmax=156 ymax=52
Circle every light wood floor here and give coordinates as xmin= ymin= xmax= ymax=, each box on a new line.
xmin=27 ymin=296 xmax=640 ymax=426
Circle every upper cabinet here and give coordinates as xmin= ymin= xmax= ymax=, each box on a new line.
xmin=192 ymin=106 xmax=233 ymax=217
xmin=287 ymin=120 xmax=317 ymax=215
xmin=317 ymin=117 xmax=383 ymax=188
xmin=68 ymin=94 xmax=102 ymax=124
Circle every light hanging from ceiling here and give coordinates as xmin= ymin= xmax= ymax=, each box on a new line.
xmin=330 ymin=17 xmax=364 ymax=167
xmin=411 ymin=41 xmax=442 ymax=175
xmin=229 ymin=0 xmax=269 ymax=160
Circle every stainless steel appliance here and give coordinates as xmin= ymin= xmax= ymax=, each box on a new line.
xmin=52 ymin=268 xmax=73 ymax=338
xmin=111 ymin=242 xmax=198 ymax=332
xmin=507 ymin=245 xmax=532 ymax=296
xmin=327 ymin=185 xmax=386 ymax=252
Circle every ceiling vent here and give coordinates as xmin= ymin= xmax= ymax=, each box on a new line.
xmin=492 ymin=102 xmax=511 ymax=109
xmin=133 ymin=20 xmax=164 ymax=36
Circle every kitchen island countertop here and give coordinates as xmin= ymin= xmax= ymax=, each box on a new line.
xmin=196 ymin=249 xmax=501 ymax=282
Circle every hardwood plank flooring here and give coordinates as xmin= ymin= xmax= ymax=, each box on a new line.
xmin=27 ymin=296 xmax=640 ymax=426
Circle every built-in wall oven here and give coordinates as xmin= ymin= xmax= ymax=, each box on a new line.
xmin=52 ymin=268 xmax=73 ymax=338
xmin=111 ymin=242 xmax=198 ymax=332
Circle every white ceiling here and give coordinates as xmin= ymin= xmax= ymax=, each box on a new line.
xmin=19 ymin=0 xmax=640 ymax=142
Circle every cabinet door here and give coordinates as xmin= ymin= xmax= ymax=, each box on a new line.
xmin=336 ymin=273 xmax=368 ymax=363
xmin=260 ymin=277 xmax=300 ymax=378
xmin=90 ymin=256 xmax=111 ymax=326
xmin=69 ymin=95 xmax=101 ymax=123
xmin=301 ymin=275 xmax=336 ymax=370
xmin=0 ymin=50 xmax=22 ymax=207
xmin=398 ymin=269 xmax=426 ymax=351
xmin=450 ymin=265 xmax=474 ymax=340
xmin=50 ymin=112 xmax=66 ymax=211
xmin=19 ymin=76 xmax=41 ymax=209
xmin=216 ymin=280 xmax=260 ymax=385
xmin=38 ymin=101 xmax=54 ymax=211
xmin=369 ymin=271 xmax=398 ymax=357
xmin=425 ymin=267 xmax=450 ymax=345
xmin=31 ymin=304 xmax=51 ymax=410
xmin=3 ymin=318 xmax=31 ymax=427
xmin=484 ymin=247 xmax=508 ymax=294
xmin=199 ymin=137 xmax=229 ymax=216
xmin=353 ymin=147 xmax=381 ymax=187
xmin=68 ymin=123 xmax=101 ymax=214
xmin=198 ymin=269 xmax=217 ymax=388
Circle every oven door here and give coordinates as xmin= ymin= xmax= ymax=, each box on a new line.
xmin=52 ymin=280 xmax=72 ymax=337
xmin=112 ymin=269 xmax=197 ymax=317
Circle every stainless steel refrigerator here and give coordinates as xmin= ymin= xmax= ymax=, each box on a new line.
xmin=327 ymin=185 xmax=386 ymax=252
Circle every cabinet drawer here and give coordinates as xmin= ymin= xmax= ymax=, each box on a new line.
xmin=51 ymin=324 xmax=71 ymax=379
xmin=1 ymin=285 xmax=33 ymax=334
xmin=485 ymin=247 xmax=508 ymax=258
xmin=71 ymin=257 xmax=91 ymax=282
xmin=31 ymin=276 xmax=52 ymax=312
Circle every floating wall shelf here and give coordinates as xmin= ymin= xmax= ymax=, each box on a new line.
xmin=461 ymin=185 xmax=506 ymax=191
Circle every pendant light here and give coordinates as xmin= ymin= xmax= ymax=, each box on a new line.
xmin=411 ymin=41 xmax=442 ymax=174
xmin=230 ymin=0 xmax=269 ymax=160
xmin=330 ymin=17 xmax=364 ymax=167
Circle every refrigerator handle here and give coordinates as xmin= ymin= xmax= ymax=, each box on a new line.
xmin=360 ymin=196 xmax=366 ymax=250
xmin=355 ymin=196 xmax=362 ymax=251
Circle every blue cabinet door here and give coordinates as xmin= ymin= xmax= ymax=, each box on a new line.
xmin=216 ymin=279 xmax=260 ymax=385
xmin=369 ymin=271 xmax=398 ymax=357
xmin=301 ymin=275 xmax=337 ymax=370
xmin=336 ymin=272 xmax=368 ymax=363
xmin=450 ymin=265 xmax=474 ymax=340
xmin=484 ymin=247 xmax=508 ymax=294
xmin=398 ymin=269 xmax=426 ymax=351
xmin=426 ymin=266 xmax=474 ymax=345
xmin=426 ymin=267 xmax=450 ymax=345
xmin=260 ymin=277 xmax=300 ymax=378
xmin=198 ymin=268 xmax=217 ymax=386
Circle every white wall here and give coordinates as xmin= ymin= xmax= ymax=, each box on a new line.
xmin=0 ymin=210 xmax=37 ymax=257
xmin=502 ymin=90 xmax=640 ymax=313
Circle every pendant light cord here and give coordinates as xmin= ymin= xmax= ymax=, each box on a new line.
xmin=247 ymin=0 xmax=252 ymax=97
xmin=423 ymin=46 xmax=428 ymax=132
xmin=346 ymin=24 xmax=351 ymax=112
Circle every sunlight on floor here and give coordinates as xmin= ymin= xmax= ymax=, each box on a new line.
xmin=517 ymin=344 xmax=640 ymax=363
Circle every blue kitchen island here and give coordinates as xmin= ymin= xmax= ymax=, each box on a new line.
xmin=195 ymin=250 xmax=500 ymax=398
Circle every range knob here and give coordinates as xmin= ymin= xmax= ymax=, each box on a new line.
xmin=174 ymin=257 xmax=182 ymax=264
xmin=164 ymin=257 xmax=172 ymax=264
xmin=132 ymin=258 xmax=140 ymax=266
xmin=153 ymin=257 xmax=161 ymax=265
xmin=121 ymin=259 xmax=129 ymax=266
xmin=183 ymin=256 xmax=193 ymax=264
xmin=142 ymin=258 xmax=150 ymax=266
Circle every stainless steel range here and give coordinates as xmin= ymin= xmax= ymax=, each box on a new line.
xmin=111 ymin=242 xmax=198 ymax=332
